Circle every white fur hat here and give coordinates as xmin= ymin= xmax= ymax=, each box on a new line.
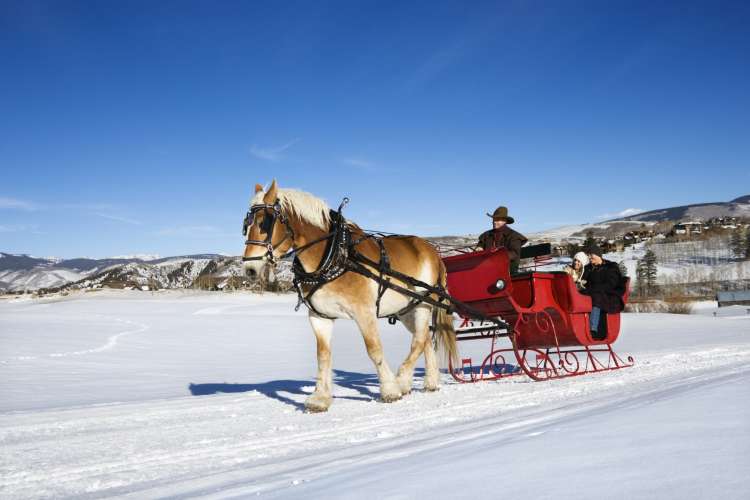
xmin=574 ymin=251 xmax=589 ymax=267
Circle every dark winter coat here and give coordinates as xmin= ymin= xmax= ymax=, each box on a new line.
xmin=478 ymin=226 xmax=528 ymax=264
xmin=580 ymin=260 xmax=626 ymax=313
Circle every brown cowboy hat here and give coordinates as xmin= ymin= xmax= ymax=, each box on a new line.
xmin=486 ymin=206 xmax=515 ymax=224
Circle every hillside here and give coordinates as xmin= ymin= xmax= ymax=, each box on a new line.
xmin=527 ymin=194 xmax=749 ymax=243
xmin=3 ymin=194 xmax=747 ymax=293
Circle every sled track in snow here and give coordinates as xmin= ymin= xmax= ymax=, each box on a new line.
xmin=0 ymin=316 xmax=150 ymax=364
xmin=124 ymin=367 xmax=750 ymax=499
xmin=1 ymin=345 xmax=749 ymax=499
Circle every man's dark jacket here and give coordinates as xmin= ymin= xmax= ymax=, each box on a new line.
xmin=580 ymin=260 xmax=626 ymax=313
xmin=478 ymin=226 xmax=528 ymax=264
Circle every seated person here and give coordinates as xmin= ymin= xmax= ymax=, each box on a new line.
xmin=564 ymin=251 xmax=589 ymax=290
xmin=579 ymin=245 xmax=625 ymax=340
xmin=478 ymin=206 xmax=527 ymax=274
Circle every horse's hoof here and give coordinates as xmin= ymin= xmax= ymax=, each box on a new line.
xmin=304 ymin=395 xmax=331 ymax=413
xmin=397 ymin=377 xmax=413 ymax=395
xmin=380 ymin=392 xmax=402 ymax=403
xmin=380 ymin=381 xmax=402 ymax=403
xmin=424 ymin=384 xmax=440 ymax=392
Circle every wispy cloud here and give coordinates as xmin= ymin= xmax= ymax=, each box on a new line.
xmin=0 ymin=198 xmax=119 ymax=212
xmin=250 ymin=139 xmax=300 ymax=162
xmin=96 ymin=213 xmax=142 ymax=225
xmin=0 ymin=196 xmax=41 ymax=211
xmin=404 ymin=41 xmax=468 ymax=92
xmin=596 ymin=208 xmax=644 ymax=220
xmin=61 ymin=202 xmax=117 ymax=211
xmin=0 ymin=223 xmax=43 ymax=234
xmin=342 ymin=157 xmax=376 ymax=171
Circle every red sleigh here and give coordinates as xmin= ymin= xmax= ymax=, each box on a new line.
xmin=442 ymin=247 xmax=634 ymax=382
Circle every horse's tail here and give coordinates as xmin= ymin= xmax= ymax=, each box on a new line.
xmin=433 ymin=260 xmax=458 ymax=368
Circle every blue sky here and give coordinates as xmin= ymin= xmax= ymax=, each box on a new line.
xmin=1 ymin=0 xmax=749 ymax=258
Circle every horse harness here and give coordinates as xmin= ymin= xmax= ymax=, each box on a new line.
xmin=243 ymin=198 xmax=504 ymax=326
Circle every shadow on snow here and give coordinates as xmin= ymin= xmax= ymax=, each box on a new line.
xmin=189 ymin=368 xmax=426 ymax=410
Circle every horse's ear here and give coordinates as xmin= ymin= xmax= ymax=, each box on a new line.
xmin=265 ymin=179 xmax=278 ymax=203
xmin=254 ymin=183 xmax=263 ymax=194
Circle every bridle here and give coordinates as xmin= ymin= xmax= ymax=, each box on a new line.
xmin=242 ymin=200 xmax=294 ymax=264
xmin=242 ymin=197 xmax=352 ymax=265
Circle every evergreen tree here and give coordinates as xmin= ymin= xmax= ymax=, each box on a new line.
xmin=730 ymin=229 xmax=744 ymax=259
xmin=635 ymin=258 xmax=648 ymax=297
xmin=643 ymin=249 xmax=658 ymax=294
xmin=635 ymin=250 xmax=658 ymax=297
xmin=566 ymin=242 xmax=582 ymax=259
xmin=745 ymin=229 xmax=750 ymax=261
xmin=583 ymin=230 xmax=597 ymax=251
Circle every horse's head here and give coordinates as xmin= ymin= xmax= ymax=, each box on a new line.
xmin=242 ymin=180 xmax=295 ymax=278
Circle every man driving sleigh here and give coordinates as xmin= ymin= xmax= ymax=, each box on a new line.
xmin=478 ymin=205 xmax=528 ymax=275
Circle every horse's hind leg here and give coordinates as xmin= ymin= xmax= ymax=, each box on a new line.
xmin=422 ymin=309 xmax=440 ymax=392
xmin=354 ymin=312 xmax=402 ymax=403
xmin=397 ymin=305 xmax=436 ymax=394
xmin=305 ymin=314 xmax=334 ymax=413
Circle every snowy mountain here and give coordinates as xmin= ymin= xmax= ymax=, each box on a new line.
xmin=0 ymin=253 xmax=259 ymax=293
xmin=3 ymin=194 xmax=747 ymax=293
xmin=527 ymin=194 xmax=750 ymax=243
xmin=608 ymin=194 xmax=750 ymax=223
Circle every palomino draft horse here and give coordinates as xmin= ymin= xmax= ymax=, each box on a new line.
xmin=242 ymin=180 xmax=457 ymax=412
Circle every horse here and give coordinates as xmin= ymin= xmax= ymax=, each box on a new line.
xmin=242 ymin=180 xmax=457 ymax=412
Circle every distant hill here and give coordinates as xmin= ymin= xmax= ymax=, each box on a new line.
xmin=606 ymin=194 xmax=750 ymax=223
xmin=526 ymin=194 xmax=750 ymax=243
xmin=0 ymin=253 xmax=57 ymax=271
xmin=0 ymin=253 xmax=273 ymax=293
xmin=3 ymin=194 xmax=748 ymax=292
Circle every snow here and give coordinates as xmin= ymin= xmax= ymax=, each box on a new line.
xmin=527 ymin=221 xmax=656 ymax=243
xmin=0 ymin=268 xmax=87 ymax=292
xmin=0 ymin=291 xmax=748 ymax=498
xmin=109 ymin=254 xmax=161 ymax=261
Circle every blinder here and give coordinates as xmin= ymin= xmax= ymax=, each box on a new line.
xmin=242 ymin=200 xmax=293 ymax=263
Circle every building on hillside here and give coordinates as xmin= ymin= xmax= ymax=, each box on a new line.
xmin=672 ymin=221 xmax=703 ymax=236
xmin=716 ymin=290 xmax=750 ymax=307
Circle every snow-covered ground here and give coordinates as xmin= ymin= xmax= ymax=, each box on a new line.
xmin=1 ymin=291 xmax=748 ymax=499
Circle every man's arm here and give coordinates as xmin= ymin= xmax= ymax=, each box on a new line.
xmin=506 ymin=232 xmax=525 ymax=262
xmin=477 ymin=231 xmax=489 ymax=250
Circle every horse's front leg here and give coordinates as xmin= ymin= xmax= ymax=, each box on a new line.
xmin=355 ymin=312 xmax=402 ymax=403
xmin=305 ymin=314 xmax=334 ymax=413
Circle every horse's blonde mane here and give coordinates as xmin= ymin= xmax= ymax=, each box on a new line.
xmin=251 ymin=187 xmax=331 ymax=230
